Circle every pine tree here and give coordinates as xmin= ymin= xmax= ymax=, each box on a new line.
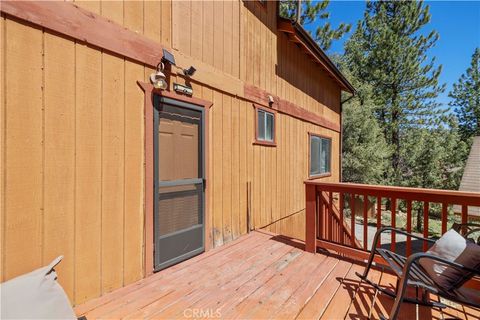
xmin=339 ymin=67 xmax=390 ymax=184
xmin=400 ymin=116 xmax=467 ymax=231
xmin=344 ymin=0 xmax=445 ymax=185
xmin=279 ymin=0 xmax=351 ymax=51
xmin=449 ymin=48 xmax=480 ymax=139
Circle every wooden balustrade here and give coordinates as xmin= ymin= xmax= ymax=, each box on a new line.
xmin=305 ymin=181 xmax=480 ymax=259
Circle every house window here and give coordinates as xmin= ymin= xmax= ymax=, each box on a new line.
xmin=254 ymin=105 xmax=276 ymax=146
xmin=309 ymin=134 xmax=331 ymax=177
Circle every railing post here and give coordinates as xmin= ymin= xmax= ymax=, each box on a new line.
xmin=376 ymin=196 xmax=382 ymax=249
xmin=350 ymin=194 xmax=356 ymax=248
xmin=391 ymin=198 xmax=397 ymax=252
xmin=406 ymin=200 xmax=412 ymax=256
xmin=339 ymin=193 xmax=345 ymax=245
xmin=305 ymin=184 xmax=317 ymax=253
xmin=363 ymin=194 xmax=368 ymax=250
xmin=423 ymin=201 xmax=429 ymax=251
xmin=328 ymin=192 xmax=333 ymax=241
xmin=441 ymin=202 xmax=447 ymax=234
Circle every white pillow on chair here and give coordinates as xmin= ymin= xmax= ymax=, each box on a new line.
xmin=419 ymin=229 xmax=480 ymax=291
xmin=0 ymin=256 xmax=76 ymax=319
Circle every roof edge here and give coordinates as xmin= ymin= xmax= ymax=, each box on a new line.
xmin=278 ymin=17 xmax=355 ymax=94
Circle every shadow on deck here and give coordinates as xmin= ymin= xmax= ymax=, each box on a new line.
xmin=75 ymin=231 xmax=479 ymax=320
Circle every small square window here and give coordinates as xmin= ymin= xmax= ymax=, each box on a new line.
xmin=254 ymin=105 xmax=276 ymax=146
xmin=309 ymin=134 xmax=331 ymax=177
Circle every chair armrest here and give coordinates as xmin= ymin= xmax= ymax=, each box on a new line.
xmin=452 ymin=223 xmax=480 ymax=244
xmin=452 ymin=222 xmax=480 ymax=229
xmin=406 ymin=252 xmax=480 ymax=277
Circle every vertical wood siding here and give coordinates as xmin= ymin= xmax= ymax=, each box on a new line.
xmin=0 ymin=18 xmax=145 ymax=305
xmin=1 ymin=0 xmax=342 ymax=306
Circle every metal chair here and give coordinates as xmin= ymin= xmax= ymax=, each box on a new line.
xmin=356 ymin=223 xmax=480 ymax=320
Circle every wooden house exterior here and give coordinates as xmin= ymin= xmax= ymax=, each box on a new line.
xmin=0 ymin=0 xmax=353 ymax=306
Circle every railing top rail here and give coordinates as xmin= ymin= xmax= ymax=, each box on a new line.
xmin=305 ymin=181 xmax=480 ymax=206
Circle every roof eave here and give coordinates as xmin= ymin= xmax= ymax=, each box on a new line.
xmin=277 ymin=17 xmax=355 ymax=95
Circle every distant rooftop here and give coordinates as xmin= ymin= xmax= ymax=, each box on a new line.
xmin=455 ymin=136 xmax=480 ymax=217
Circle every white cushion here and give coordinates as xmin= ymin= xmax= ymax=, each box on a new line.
xmin=419 ymin=229 xmax=480 ymax=290
xmin=0 ymin=256 xmax=76 ymax=319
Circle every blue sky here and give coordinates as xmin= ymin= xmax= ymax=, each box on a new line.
xmin=304 ymin=1 xmax=480 ymax=108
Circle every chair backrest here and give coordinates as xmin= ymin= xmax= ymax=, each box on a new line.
xmin=452 ymin=222 xmax=480 ymax=244
xmin=420 ymin=229 xmax=480 ymax=292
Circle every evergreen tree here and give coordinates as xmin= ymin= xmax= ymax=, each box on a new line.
xmin=449 ymin=48 xmax=480 ymax=139
xmin=339 ymin=68 xmax=390 ymax=184
xmin=400 ymin=117 xmax=467 ymax=231
xmin=342 ymin=101 xmax=390 ymax=184
xmin=279 ymin=0 xmax=351 ymax=51
xmin=344 ymin=0 xmax=445 ymax=185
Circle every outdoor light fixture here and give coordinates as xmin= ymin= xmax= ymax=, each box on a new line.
xmin=183 ymin=66 xmax=196 ymax=77
xmin=268 ymin=95 xmax=274 ymax=105
xmin=150 ymin=62 xmax=168 ymax=90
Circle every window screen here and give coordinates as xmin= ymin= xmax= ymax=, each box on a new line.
xmin=310 ymin=135 xmax=331 ymax=176
xmin=257 ymin=109 xmax=274 ymax=142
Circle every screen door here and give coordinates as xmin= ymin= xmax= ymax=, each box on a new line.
xmin=153 ymin=96 xmax=205 ymax=271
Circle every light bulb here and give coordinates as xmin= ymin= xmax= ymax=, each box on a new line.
xmin=150 ymin=70 xmax=168 ymax=90
xmin=154 ymin=78 xmax=168 ymax=90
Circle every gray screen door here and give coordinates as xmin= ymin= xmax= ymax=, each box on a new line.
xmin=153 ymin=96 xmax=205 ymax=271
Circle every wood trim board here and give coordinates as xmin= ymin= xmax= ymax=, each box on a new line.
xmin=0 ymin=1 xmax=341 ymax=133
xmin=304 ymin=181 xmax=480 ymax=206
xmin=137 ymin=82 xmax=155 ymax=277
xmin=1 ymin=1 xmax=164 ymax=66
xmin=0 ymin=1 xmax=243 ymax=97
xmin=277 ymin=18 xmax=355 ymax=94
xmin=244 ymin=84 xmax=340 ymax=132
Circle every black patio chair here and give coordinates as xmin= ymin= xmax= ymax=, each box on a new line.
xmin=356 ymin=223 xmax=480 ymax=320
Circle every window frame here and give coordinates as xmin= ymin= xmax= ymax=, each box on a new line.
xmin=308 ymin=133 xmax=332 ymax=179
xmin=254 ymin=104 xmax=277 ymax=147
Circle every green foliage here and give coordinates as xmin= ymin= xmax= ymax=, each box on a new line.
xmin=340 ymin=1 xmax=469 ymax=231
xmin=344 ymin=0 xmax=446 ymax=186
xmin=279 ymin=0 xmax=351 ymax=51
xmin=397 ymin=117 xmax=467 ymax=230
xmin=400 ymin=117 xmax=467 ymax=189
xmin=279 ymin=1 xmax=470 ymax=217
xmin=342 ymin=101 xmax=390 ymax=184
xmin=449 ymin=48 xmax=480 ymax=139
xmin=339 ymin=68 xmax=390 ymax=184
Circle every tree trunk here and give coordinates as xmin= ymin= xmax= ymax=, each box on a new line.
xmin=391 ymin=93 xmax=400 ymax=185
xmin=416 ymin=207 xmax=422 ymax=232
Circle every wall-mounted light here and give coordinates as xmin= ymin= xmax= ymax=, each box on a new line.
xmin=268 ymin=95 xmax=274 ymax=105
xmin=150 ymin=62 xmax=168 ymax=90
xmin=183 ymin=66 xmax=196 ymax=77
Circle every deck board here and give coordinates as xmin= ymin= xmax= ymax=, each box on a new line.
xmin=75 ymin=231 xmax=479 ymax=320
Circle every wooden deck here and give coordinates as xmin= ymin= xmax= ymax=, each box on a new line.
xmin=75 ymin=231 xmax=479 ymax=320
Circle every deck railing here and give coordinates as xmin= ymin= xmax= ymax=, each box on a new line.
xmin=305 ymin=181 xmax=480 ymax=260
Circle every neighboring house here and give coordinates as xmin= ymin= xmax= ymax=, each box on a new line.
xmin=454 ymin=136 xmax=480 ymax=219
xmin=0 ymin=1 xmax=353 ymax=305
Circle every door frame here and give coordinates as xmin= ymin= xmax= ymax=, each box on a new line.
xmin=137 ymin=81 xmax=212 ymax=277
xmin=153 ymin=96 xmax=205 ymax=271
